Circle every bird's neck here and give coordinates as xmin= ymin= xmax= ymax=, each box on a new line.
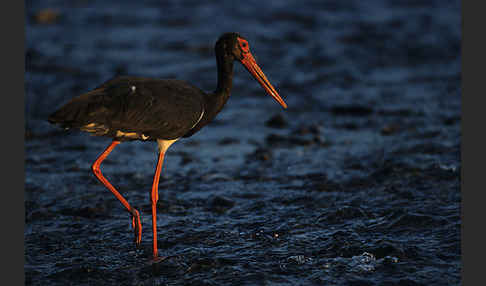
xmin=181 ymin=52 xmax=234 ymax=138
xmin=202 ymin=52 xmax=234 ymax=118
xmin=214 ymin=53 xmax=234 ymax=99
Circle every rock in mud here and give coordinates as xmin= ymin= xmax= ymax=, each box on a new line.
xmin=265 ymin=114 xmax=288 ymax=129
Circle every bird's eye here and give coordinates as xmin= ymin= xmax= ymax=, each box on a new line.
xmin=237 ymin=37 xmax=249 ymax=52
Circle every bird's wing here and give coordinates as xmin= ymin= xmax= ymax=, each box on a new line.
xmin=49 ymin=77 xmax=205 ymax=140
xmin=100 ymin=77 xmax=206 ymax=140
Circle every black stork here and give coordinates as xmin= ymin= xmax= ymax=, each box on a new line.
xmin=48 ymin=32 xmax=287 ymax=262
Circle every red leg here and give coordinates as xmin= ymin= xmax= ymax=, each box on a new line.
xmin=151 ymin=150 xmax=166 ymax=260
xmin=91 ymin=140 xmax=142 ymax=246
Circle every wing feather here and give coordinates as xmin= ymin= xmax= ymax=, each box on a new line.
xmin=49 ymin=76 xmax=205 ymax=141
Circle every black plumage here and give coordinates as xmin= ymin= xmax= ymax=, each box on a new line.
xmin=48 ymin=77 xmax=205 ymax=141
xmin=48 ymin=32 xmax=287 ymax=262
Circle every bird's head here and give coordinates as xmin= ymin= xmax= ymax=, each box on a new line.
xmin=216 ymin=32 xmax=287 ymax=109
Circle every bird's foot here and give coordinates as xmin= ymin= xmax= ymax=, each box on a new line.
xmin=131 ymin=209 xmax=142 ymax=246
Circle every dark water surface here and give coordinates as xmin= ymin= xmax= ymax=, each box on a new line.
xmin=25 ymin=0 xmax=461 ymax=285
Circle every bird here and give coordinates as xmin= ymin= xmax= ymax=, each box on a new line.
xmin=48 ymin=32 xmax=287 ymax=262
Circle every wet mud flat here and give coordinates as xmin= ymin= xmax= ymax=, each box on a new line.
xmin=25 ymin=0 xmax=460 ymax=285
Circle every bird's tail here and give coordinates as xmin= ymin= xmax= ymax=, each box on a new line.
xmin=48 ymin=88 xmax=108 ymax=131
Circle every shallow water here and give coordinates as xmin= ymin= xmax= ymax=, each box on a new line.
xmin=25 ymin=0 xmax=461 ymax=285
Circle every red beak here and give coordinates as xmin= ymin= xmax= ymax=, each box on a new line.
xmin=240 ymin=52 xmax=287 ymax=109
